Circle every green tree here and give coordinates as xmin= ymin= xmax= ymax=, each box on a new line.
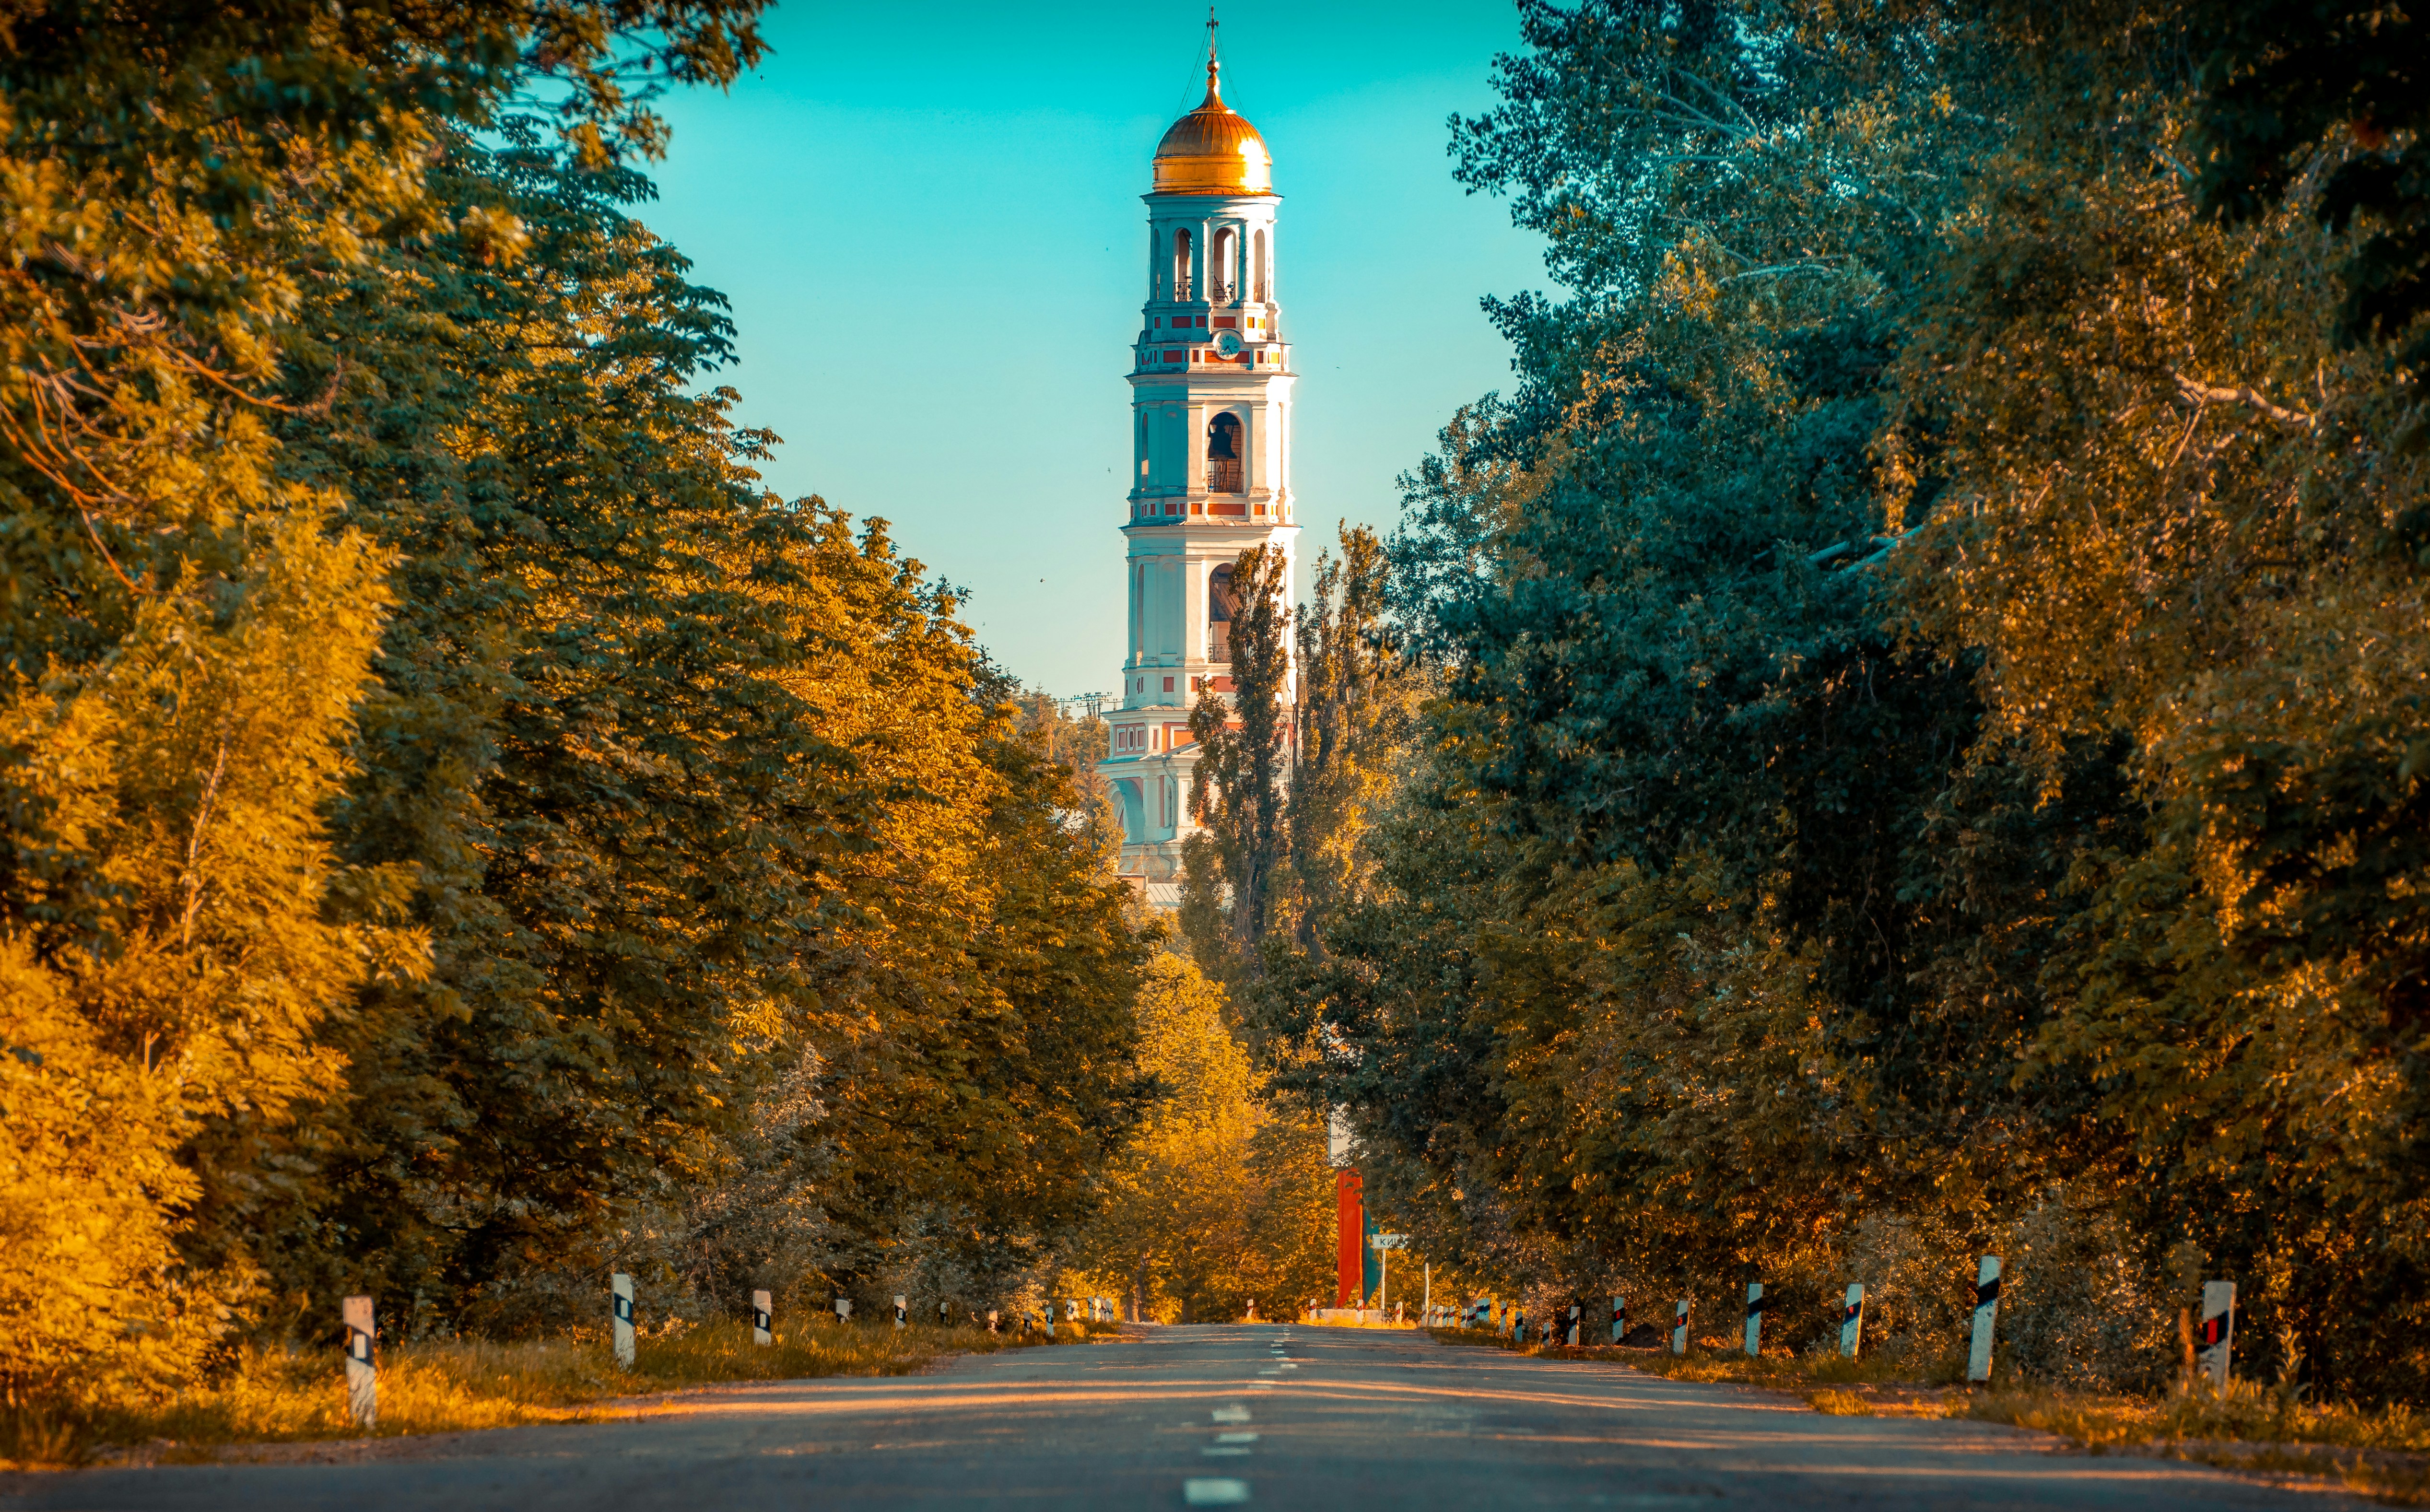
xmin=1277 ymin=525 xmax=1412 ymax=957
xmin=258 ymin=126 xmax=1156 ymax=1317
xmin=0 ymin=0 xmax=764 ymax=1407
xmin=1278 ymin=0 xmax=2125 ymax=1336
xmin=1289 ymin=0 xmax=2430 ymax=1400
xmin=1183 ymin=543 xmax=1291 ymax=979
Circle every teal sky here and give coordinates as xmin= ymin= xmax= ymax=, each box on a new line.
xmin=642 ymin=2 xmax=1546 ymax=696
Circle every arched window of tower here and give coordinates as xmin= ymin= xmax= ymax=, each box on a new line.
xmin=1253 ymin=229 xmax=1268 ymax=302
xmin=1149 ymin=226 xmax=1162 ymax=298
xmin=1208 ymin=563 xmax=1236 ymax=664
xmin=1211 ymin=227 xmax=1236 ymax=303
xmin=1173 ymin=228 xmax=1194 ymax=302
xmin=1206 ymin=412 xmax=1243 ymax=493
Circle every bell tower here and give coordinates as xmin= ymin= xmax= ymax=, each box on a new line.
xmin=1100 ymin=39 xmax=1300 ymax=901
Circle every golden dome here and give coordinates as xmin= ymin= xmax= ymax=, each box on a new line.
xmin=1152 ymin=59 xmax=1273 ymax=195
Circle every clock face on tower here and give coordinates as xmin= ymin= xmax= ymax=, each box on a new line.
xmin=1213 ymin=329 xmax=1243 ymax=357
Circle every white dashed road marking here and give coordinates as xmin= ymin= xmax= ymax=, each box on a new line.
xmin=1184 ymin=1478 xmax=1251 ymax=1506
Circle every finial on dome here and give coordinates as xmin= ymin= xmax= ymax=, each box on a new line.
xmin=1151 ymin=11 xmax=1273 ymax=194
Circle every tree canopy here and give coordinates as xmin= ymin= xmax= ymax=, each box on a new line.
xmin=0 ymin=0 xmax=1152 ymax=1418
xmin=1248 ymin=0 xmax=2430 ymax=1403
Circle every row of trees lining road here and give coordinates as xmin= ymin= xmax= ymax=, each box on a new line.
xmin=0 ymin=2 xmax=1158 ymax=1421
xmin=1192 ymin=0 xmax=2430 ymax=1402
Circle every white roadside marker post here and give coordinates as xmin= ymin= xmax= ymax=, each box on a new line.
xmin=835 ymin=1295 xmax=853 ymax=1324
xmin=1967 ymin=1256 xmax=2001 ymax=1383
xmin=1610 ymin=1293 xmax=1625 ymax=1345
xmin=987 ymin=1309 xmax=1000 ymax=1335
xmin=939 ymin=1301 xmax=950 ymax=1328
xmin=2199 ymin=1280 xmax=2237 ymax=1387
xmin=612 ymin=1273 xmax=635 ymax=1369
xmin=1672 ymin=1297 xmax=1690 ymax=1355
xmin=752 ymin=1289 xmax=773 ymax=1346
xmin=893 ymin=1295 xmax=907 ymax=1330
xmin=1840 ymin=1283 xmax=1865 ymax=1358
xmin=1567 ymin=1303 xmax=1582 ymax=1346
xmin=343 ymin=1295 xmax=376 ymax=1428
xmin=1744 ymin=1282 xmax=1764 ymax=1357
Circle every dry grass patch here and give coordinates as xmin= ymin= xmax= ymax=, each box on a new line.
xmin=1424 ymin=1328 xmax=2430 ymax=1504
xmin=5 ymin=1318 xmax=1105 ymax=1470
xmin=1965 ymin=1383 xmax=2430 ymax=1506
xmin=1424 ymin=1326 xmax=1957 ymax=1395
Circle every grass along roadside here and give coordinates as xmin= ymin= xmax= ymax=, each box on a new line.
xmin=5 ymin=1318 xmax=1118 ymax=1470
xmin=1427 ymin=1326 xmax=2430 ymax=1505
xmin=1422 ymin=1325 xmax=1959 ymax=1391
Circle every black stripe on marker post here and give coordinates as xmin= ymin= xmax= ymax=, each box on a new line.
xmin=1746 ymin=1294 xmax=1766 ymax=1319
xmin=1976 ymin=1277 xmax=2001 ymax=1306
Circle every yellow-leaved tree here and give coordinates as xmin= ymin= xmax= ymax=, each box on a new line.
xmin=0 ymin=502 xmax=411 ymax=1409
xmin=1064 ymin=954 xmax=1331 ymax=1322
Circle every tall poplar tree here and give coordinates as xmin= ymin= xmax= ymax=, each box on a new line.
xmin=1182 ymin=543 xmax=1291 ymax=977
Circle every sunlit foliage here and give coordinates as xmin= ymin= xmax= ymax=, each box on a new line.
xmin=1062 ymin=955 xmax=1333 ymax=1321
xmin=0 ymin=0 xmax=1152 ymax=1427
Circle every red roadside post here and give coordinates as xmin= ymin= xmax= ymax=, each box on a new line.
xmin=1335 ymin=1170 xmax=1364 ymax=1308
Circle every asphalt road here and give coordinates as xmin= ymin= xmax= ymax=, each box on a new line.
xmin=1 ymin=1324 xmax=2361 ymax=1511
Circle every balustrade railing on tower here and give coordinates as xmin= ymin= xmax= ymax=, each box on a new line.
xmin=1173 ymin=278 xmax=1193 ymax=300
xmin=1206 ymin=457 xmax=1243 ymax=492
xmin=1210 ymin=281 xmax=1235 ymax=303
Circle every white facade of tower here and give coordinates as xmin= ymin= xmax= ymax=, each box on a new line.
xmin=1100 ymin=61 xmax=1299 ymax=900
